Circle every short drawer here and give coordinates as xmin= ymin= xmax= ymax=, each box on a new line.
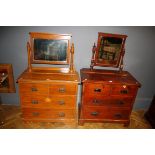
xmin=19 ymin=83 xmax=48 ymax=94
xmin=20 ymin=95 xmax=76 ymax=109
xmin=22 ymin=108 xmax=76 ymax=119
xmin=49 ymin=83 xmax=77 ymax=95
xmin=83 ymin=96 xmax=133 ymax=107
xmin=82 ymin=107 xmax=130 ymax=120
xmin=108 ymin=109 xmax=130 ymax=120
xmin=111 ymin=84 xmax=138 ymax=96
xmin=83 ymin=83 xmax=110 ymax=96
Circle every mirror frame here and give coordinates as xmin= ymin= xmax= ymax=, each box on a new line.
xmin=29 ymin=32 xmax=72 ymax=65
xmin=93 ymin=32 xmax=127 ymax=68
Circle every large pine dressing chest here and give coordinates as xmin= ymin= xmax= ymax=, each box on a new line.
xmin=17 ymin=32 xmax=79 ymax=127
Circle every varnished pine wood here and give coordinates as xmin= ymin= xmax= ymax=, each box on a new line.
xmin=17 ymin=32 xmax=79 ymax=126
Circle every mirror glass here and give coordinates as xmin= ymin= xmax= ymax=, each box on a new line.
xmin=98 ymin=37 xmax=122 ymax=63
xmin=0 ymin=69 xmax=9 ymax=89
xmin=33 ymin=39 xmax=68 ymax=61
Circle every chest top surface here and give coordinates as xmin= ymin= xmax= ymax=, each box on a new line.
xmin=18 ymin=68 xmax=79 ymax=83
xmin=81 ymin=68 xmax=141 ymax=87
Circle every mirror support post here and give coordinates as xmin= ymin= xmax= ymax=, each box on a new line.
xmin=27 ymin=42 xmax=32 ymax=72
xmin=119 ymin=48 xmax=125 ymax=72
xmin=90 ymin=43 xmax=96 ymax=70
xmin=69 ymin=43 xmax=75 ymax=73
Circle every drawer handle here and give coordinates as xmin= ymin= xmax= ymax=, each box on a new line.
xmin=114 ymin=113 xmax=122 ymax=119
xmin=93 ymin=99 xmax=99 ymax=104
xmin=91 ymin=112 xmax=99 ymax=116
xmin=32 ymin=112 xmax=40 ymax=116
xmin=94 ymin=88 xmax=101 ymax=92
xmin=32 ymin=100 xmax=38 ymax=104
xmin=120 ymin=90 xmax=128 ymax=94
xmin=58 ymin=100 xmax=65 ymax=105
xmin=59 ymin=88 xmax=65 ymax=93
xmin=31 ymin=87 xmax=38 ymax=92
xmin=58 ymin=112 xmax=65 ymax=117
xmin=118 ymin=101 xmax=124 ymax=105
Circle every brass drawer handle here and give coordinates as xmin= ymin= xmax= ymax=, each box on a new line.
xmin=58 ymin=100 xmax=65 ymax=105
xmin=94 ymin=88 xmax=101 ymax=92
xmin=58 ymin=112 xmax=65 ymax=117
xmin=59 ymin=88 xmax=65 ymax=93
xmin=91 ymin=112 xmax=99 ymax=116
xmin=114 ymin=113 xmax=122 ymax=119
xmin=120 ymin=90 xmax=128 ymax=94
xmin=32 ymin=112 xmax=40 ymax=116
xmin=31 ymin=87 xmax=38 ymax=92
xmin=32 ymin=100 xmax=38 ymax=104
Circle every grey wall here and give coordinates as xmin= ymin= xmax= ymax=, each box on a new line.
xmin=0 ymin=26 xmax=155 ymax=110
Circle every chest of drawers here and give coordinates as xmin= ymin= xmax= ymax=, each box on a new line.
xmin=79 ymin=68 xmax=141 ymax=126
xmin=18 ymin=69 xmax=79 ymax=127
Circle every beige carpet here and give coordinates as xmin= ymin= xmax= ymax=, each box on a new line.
xmin=0 ymin=105 xmax=152 ymax=129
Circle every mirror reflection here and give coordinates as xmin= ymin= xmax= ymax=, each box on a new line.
xmin=98 ymin=37 xmax=122 ymax=62
xmin=0 ymin=69 xmax=9 ymax=89
xmin=34 ymin=39 xmax=68 ymax=61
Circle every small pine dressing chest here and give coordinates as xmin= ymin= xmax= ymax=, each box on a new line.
xmin=79 ymin=33 xmax=141 ymax=126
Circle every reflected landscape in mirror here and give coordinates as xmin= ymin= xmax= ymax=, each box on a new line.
xmin=34 ymin=39 xmax=68 ymax=61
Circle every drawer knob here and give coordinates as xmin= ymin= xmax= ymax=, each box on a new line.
xmin=114 ymin=113 xmax=122 ymax=119
xmin=94 ymin=88 xmax=101 ymax=92
xmin=59 ymin=88 xmax=65 ymax=93
xmin=31 ymin=87 xmax=38 ymax=92
xmin=32 ymin=100 xmax=38 ymax=104
xmin=58 ymin=112 xmax=65 ymax=117
xmin=91 ymin=112 xmax=99 ymax=116
xmin=58 ymin=100 xmax=65 ymax=105
xmin=120 ymin=90 xmax=128 ymax=94
xmin=32 ymin=112 xmax=40 ymax=116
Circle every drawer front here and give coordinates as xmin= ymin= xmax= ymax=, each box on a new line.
xmin=108 ymin=109 xmax=130 ymax=120
xmin=111 ymin=85 xmax=138 ymax=96
xmin=20 ymin=95 xmax=76 ymax=109
xmin=83 ymin=96 xmax=133 ymax=107
xmin=22 ymin=108 xmax=76 ymax=119
xmin=19 ymin=83 xmax=48 ymax=95
xmin=82 ymin=107 xmax=130 ymax=120
xmin=83 ymin=83 xmax=110 ymax=96
xmin=49 ymin=83 xmax=77 ymax=95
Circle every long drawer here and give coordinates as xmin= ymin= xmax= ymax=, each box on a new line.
xmin=20 ymin=95 xmax=76 ymax=109
xmin=82 ymin=106 xmax=130 ymax=120
xmin=22 ymin=108 xmax=76 ymax=120
xmin=83 ymin=96 xmax=133 ymax=107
